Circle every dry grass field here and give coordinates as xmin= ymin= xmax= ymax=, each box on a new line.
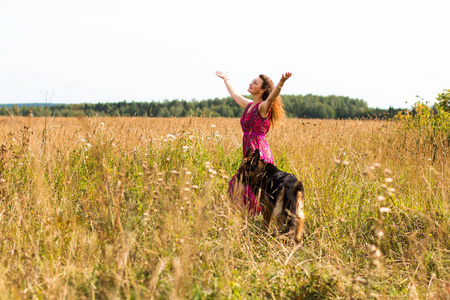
xmin=0 ymin=115 xmax=449 ymax=299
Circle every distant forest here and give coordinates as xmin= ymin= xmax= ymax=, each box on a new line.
xmin=0 ymin=94 xmax=405 ymax=119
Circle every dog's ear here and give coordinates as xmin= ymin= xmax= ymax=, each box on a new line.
xmin=250 ymin=149 xmax=260 ymax=166
xmin=253 ymin=148 xmax=261 ymax=161
xmin=244 ymin=148 xmax=252 ymax=158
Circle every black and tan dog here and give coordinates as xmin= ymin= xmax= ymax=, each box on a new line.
xmin=238 ymin=148 xmax=305 ymax=243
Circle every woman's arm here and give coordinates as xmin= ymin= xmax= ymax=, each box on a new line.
xmin=216 ymin=71 xmax=251 ymax=109
xmin=259 ymin=72 xmax=292 ymax=118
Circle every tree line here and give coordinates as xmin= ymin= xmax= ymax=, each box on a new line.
xmin=0 ymin=94 xmax=404 ymax=119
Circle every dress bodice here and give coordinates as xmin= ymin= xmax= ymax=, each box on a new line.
xmin=240 ymin=102 xmax=271 ymax=136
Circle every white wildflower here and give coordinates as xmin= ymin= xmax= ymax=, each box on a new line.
xmin=387 ymin=187 xmax=396 ymax=196
xmin=374 ymin=249 xmax=382 ymax=258
xmin=379 ymin=207 xmax=391 ymax=213
xmin=377 ymin=195 xmax=386 ymax=202
xmin=166 ymin=134 xmax=176 ymax=140
xmin=376 ymin=229 xmax=384 ymax=238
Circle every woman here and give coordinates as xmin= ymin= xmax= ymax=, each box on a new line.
xmin=216 ymin=71 xmax=292 ymax=214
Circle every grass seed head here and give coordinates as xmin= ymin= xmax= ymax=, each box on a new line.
xmin=353 ymin=276 xmax=368 ymax=285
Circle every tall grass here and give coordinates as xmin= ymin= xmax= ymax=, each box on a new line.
xmin=0 ymin=116 xmax=448 ymax=299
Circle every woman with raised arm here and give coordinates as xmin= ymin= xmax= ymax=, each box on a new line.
xmin=216 ymin=71 xmax=292 ymax=214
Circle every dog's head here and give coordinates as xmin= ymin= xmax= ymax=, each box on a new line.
xmin=238 ymin=148 xmax=266 ymax=186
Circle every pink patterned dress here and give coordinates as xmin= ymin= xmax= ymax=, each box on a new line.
xmin=229 ymin=101 xmax=274 ymax=214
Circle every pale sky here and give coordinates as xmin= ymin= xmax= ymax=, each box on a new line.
xmin=1 ymin=0 xmax=449 ymax=109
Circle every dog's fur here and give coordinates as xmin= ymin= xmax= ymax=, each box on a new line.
xmin=238 ymin=148 xmax=305 ymax=243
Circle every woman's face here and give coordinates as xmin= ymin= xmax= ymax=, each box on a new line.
xmin=248 ymin=77 xmax=265 ymax=95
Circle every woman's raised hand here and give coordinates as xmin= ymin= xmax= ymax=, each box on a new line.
xmin=280 ymin=72 xmax=292 ymax=83
xmin=216 ymin=71 xmax=229 ymax=80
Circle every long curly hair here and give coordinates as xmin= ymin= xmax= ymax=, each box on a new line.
xmin=259 ymin=74 xmax=286 ymax=126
